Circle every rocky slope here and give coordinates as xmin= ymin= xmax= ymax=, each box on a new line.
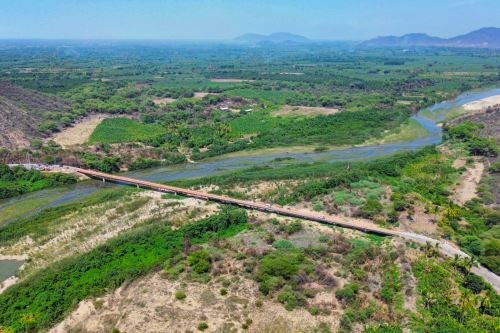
xmin=0 ymin=81 xmax=71 ymax=149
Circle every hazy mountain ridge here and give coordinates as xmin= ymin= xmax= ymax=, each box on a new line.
xmin=362 ymin=27 xmax=500 ymax=48
xmin=234 ymin=32 xmax=311 ymax=44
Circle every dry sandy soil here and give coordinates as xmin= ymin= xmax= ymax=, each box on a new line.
xmin=152 ymin=97 xmax=177 ymax=105
xmin=462 ymin=94 xmax=500 ymax=111
xmin=50 ymin=268 xmax=341 ymax=333
xmin=0 ymin=191 xmax=219 ymax=285
xmin=49 ymin=219 xmax=356 ymax=333
xmin=52 ymin=114 xmax=109 ymax=148
xmin=210 ymin=79 xmax=255 ymax=83
xmin=194 ymin=92 xmax=214 ymax=98
xmin=451 ymin=158 xmax=485 ymax=205
xmin=271 ymin=105 xmax=340 ymax=117
xmin=398 ymin=202 xmax=439 ymax=237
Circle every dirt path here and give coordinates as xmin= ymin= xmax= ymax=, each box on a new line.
xmin=451 ymin=158 xmax=485 ymax=205
xmin=52 ymin=114 xmax=109 ymax=148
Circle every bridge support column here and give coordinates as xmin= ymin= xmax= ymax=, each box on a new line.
xmin=102 ymin=178 xmax=105 ymax=183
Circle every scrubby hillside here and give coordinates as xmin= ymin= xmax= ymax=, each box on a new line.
xmin=0 ymin=81 xmax=71 ymax=148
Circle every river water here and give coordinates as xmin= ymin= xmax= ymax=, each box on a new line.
xmin=1 ymin=87 xmax=499 ymax=283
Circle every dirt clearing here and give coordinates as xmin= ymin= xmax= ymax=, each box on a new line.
xmin=52 ymin=114 xmax=109 ymax=148
xmin=152 ymin=97 xmax=176 ymax=105
xmin=209 ymin=78 xmax=255 ymax=83
xmin=271 ymin=105 xmax=340 ymax=117
xmin=194 ymin=92 xmax=215 ymax=98
xmin=451 ymin=158 xmax=485 ymax=205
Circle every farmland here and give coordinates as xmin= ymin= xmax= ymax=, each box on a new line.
xmin=88 ymin=117 xmax=166 ymax=144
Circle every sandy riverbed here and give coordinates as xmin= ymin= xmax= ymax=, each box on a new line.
xmin=462 ymin=94 xmax=500 ymax=111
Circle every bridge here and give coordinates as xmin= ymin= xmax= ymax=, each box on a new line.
xmin=74 ymin=167 xmax=398 ymax=236
xmin=67 ymin=166 xmax=500 ymax=291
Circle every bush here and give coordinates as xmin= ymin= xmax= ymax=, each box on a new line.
xmin=359 ymin=199 xmax=383 ymax=218
xmin=242 ymin=318 xmax=253 ymax=329
xmin=220 ymin=288 xmax=227 ymax=296
xmin=460 ymin=235 xmax=485 ymax=256
xmin=468 ymin=137 xmax=499 ymax=157
xmin=272 ymin=239 xmax=294 ymax=249
xmin=197 ymin=322 xmax=209 ymax=331
xmin=277 ymin=286 xmax=298 ymax=310
xmin=335 ymin=283 xmax=359 ymax=304
xmin=286 ymin=221 xmax=303 ymax=234
xmin=187 ymin=250 xmax=211 ymax=274
xmin=309 ymin=306 xmax=320 ymax=315
xmin=463 ymin=274 xmax=486 ymax=294
xmin=175 ymin=290 xmax=187 ymax=300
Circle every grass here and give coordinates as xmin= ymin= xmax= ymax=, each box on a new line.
xmin=0 ymin=188 xmax=135 ymax=245
xmin=229 ymin=107 xmax=288 ymax=136
xmin=366 ymin=119 xmax=430 ymax=144
xmin=0 ymin=192 xmax=61 ymax=225
xmin=88 ymin=117 xmax=166 ymax=144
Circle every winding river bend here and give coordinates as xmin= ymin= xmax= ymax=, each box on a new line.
xmin=1 ymin=87 xmax=499 ymax=283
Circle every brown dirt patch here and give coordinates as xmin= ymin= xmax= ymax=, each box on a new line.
xmin=193 ymin=92 xmax=215 ymax=98
xmin=52 ymin=114 xmax=109 ymax=148
xmin=451 ymin=158 xmax=485 ymax=205
xmin=398 ymin=202 xmax=439 ymax=237
xmin=272 ymin=105 xmax=340 ymax=117
xmin=152 ymin=97 xmax=176 ymax=105
xmin=209 ymin=78 xmax=255 ymax=83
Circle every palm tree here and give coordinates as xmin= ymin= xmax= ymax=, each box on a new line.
xmin=459 ymin=290 xmax=478 ymax=324
xmin=480 ymin=294 xmax=491 ymax=314
xmin=463 ymin=257 xmax=477 ymax=275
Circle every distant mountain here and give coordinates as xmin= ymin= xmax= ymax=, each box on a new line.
xmin=362 ymin=27 xmax=500 ymax=48
xmin=235 ymin=32 xmax=311 ymax=44
xmin=447 ymin=27 xmax=500 ymax=48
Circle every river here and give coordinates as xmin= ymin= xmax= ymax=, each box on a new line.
xmin=1 ymin=87 xmax=499 ymax=284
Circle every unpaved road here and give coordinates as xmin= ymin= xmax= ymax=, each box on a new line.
xmin=401 ymin=232 xmax=500 ymax=292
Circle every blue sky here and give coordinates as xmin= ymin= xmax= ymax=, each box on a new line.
xmin=0 ymin=0 xmax=499 ymax=40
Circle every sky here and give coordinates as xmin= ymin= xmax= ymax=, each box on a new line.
xmin=0 ymin=0 xmax=499 ymax=40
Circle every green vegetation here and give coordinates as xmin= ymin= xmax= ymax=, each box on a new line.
xmin=0 ymin=163 xmax=76 ymax=199
xmin=88 ymin=117 xmax=166 ymax=144
xmin=256 ymin=249 xmax=313 ymax=310
xmin=0 ymin=207 xmax=248 ymax=332
xmin=175 ymin=290 xmax=187 ymax=300
xmin=445 ymin=121 xmax=499 ymax=157
xmin=411 ymin=257 xmax=498 ymax=332
xmin=197 ymin=322 xmax=209 ymax=331
xmin=3 ymin=43 xmax=500 ymax=167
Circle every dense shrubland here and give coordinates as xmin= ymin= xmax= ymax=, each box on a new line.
xmin=0 ymin=207 xmax=248 ymax=332
xmin=0 ymin=163 xmax=76 ymax=199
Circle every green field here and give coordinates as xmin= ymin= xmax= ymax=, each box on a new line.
xmin=88 ymin=117 xmax=166 ymax=144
